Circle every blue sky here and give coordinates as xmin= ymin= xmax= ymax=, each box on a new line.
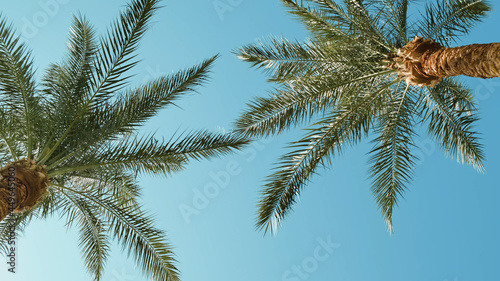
xmin=0 ymin=0 xmax=499 ymax=281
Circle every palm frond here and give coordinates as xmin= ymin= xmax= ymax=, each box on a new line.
xmin=282 ymin=0 xmax=391 ymax=51
xmin=57 ymin=187 xmax=110 ymax=281
xmin=379 ymin=0 xmax=410 ymax=47
xmin=163 ymin=130 xmax=250 ymax=161
xmin=49 ymin=134 xmax=186 ymax=177
xmin=237 ymin=38 xmax=333 ymax=81
xmin=43 ymin=55 xmax=218 ymax=170
xmin=38 ymin=0 xmax=161 ymax=165
xmin=69 ymin=170 xmax=142 ymax=207
xmin=90 ymin=0 xmax=160 ymax=102
xmin=317 ymin=0 xmax=390 ymax=48
xmin=52 ymin=184 xmax=180 ymax=281
xmin=369 ymin=82 xmax=419 ymax=231
xmin=236 ymin=37 xmax=381 ymax=82
xmin=235 ymin=84 xmax=334 ymax=137
xmin=257 ymin=80 xmax=395 ymax=234
xmin=49 ymin=131 xmax=249 ymax=177
xmin=42 ymin=15 xmax=97 ymax=106
xmin=35 ymin=187 xmax=61 ymax=218
xmin=423 ymin=79 xmax=485 ymax=171
xmin=235 ymin=69 xmax=395 ymax=137
xmin=39 ymin=15 xmax=97 ymax=157
xmin=0 ymin=15 xmax=40 ymax=158
xmin=416 ymin=0 xmax=490 ymax=45
xmin=281 ymin=0 xmax=351 ymax=42
xmin=100 ymin=55 xmax=218 ymax=138
xmin=0 ymin=107 xmax=22 ymax=161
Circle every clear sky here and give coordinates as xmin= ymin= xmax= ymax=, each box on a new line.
xmin=0 ymin=0 xmax=499 ymax=281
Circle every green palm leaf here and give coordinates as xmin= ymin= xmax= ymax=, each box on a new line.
xmin=416 ymin=0 xmax=490 ymax=45
xmin=257 ymin=79 xmax=396 ymax=233
xmin=369 ymin=82 xmax=419 ymax=231
xmin=53 ymin=184 xmax=180 ymax=281
xmin=0 ymin=15 xmax=40 ymax=159
xmin=49 ymin=130 xmax=248 ymax=177
xmin=58 ymin=187 xmax=110 ymax=281
xmin=423 ymin=79 xmax=485 ymax=170
xmin=38 ymin=0 xmax=161 ymax=165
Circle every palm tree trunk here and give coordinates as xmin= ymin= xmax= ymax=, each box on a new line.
xmin=422 ymin=42 xmax=500 ymax=79
xmin=394 ymin=36 xmax=500 ymax=87
xmin=0 ymin=159 xmax=49 ymax=222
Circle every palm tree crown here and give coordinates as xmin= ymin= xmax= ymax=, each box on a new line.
xmin=0 ymin=0 xmax=248 ymax=280
xmin=235 ymin=0 xmax=491 ymax=233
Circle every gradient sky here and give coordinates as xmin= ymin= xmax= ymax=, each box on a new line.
xmin=0 ymin=0 xmax=499 ymax=281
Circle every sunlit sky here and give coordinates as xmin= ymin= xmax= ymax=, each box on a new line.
xmin=1 ymin=1 xmax=499 ymax=281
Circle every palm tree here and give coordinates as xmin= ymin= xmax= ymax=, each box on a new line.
xmin=235 ymin=0 xmax=494 ymax=234
xmin=0 ymin=0 xmax=248 ymax=280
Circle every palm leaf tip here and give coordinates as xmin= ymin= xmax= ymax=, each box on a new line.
xmin=170 ymin=130 xmax=250 ymax=162
xmin=89 ymin=0 xmax=162 ymax=98
xmin=386 ymin=218 xmax=394 ymax=234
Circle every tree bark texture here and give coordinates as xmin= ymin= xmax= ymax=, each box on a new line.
xmin=392 ymin=36 xmax=500 ymax=87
